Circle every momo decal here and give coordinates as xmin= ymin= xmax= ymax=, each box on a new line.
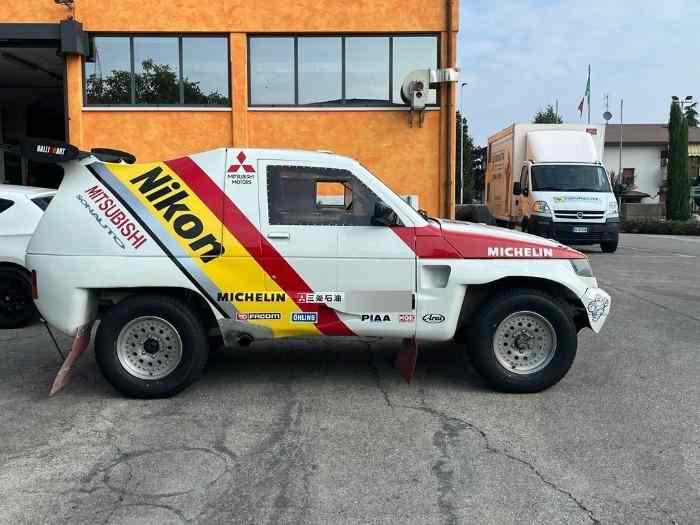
xmin=129 ymin=167 xmax=224 ymax=263
xmin=296 ymin=292 xmax=344 ymax=304
xmin=422 ymin=313 xmax=445 ymax=324
xmin=236 ymin=312 xmax=282 ymax=321
xmin=361 ymin=314 xmax=391 ymax=322
xmin=399 ymin=314 xmax=416 ymax=323
xmin=487 ymin=246 xmax=554 ymax=258
xmin=291 ymin=312 xmax=318 ymax=323
xmin=217 ymin=292 xmax=287 ymax=302
xmin=79 ymin=187 xmax=148 ymax=250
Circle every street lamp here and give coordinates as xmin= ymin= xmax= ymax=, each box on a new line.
xmin=459 ymin=82 xmax=468 ymax=204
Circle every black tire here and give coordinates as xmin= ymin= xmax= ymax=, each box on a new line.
xmin=0 ymin=268 xmax=36 ymax=329
xmin=601 ymin=240 xmax=618 ymax=253
xmin=95 ymin=294 xmax=209 ymax=398
xmin=467 ymin=288 xmax=577 ymax=393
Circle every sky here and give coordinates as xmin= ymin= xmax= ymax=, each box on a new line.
xmin=458 ymin=0 xmax=700 ymax=144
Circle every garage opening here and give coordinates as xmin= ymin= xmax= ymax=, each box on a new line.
xmin=0 ymin=46 xmax=66 ymax=188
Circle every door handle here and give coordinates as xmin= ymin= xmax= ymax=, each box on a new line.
xmin=267 ymin=232 xmax=290 ymax=240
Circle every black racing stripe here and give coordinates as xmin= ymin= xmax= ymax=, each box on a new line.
xmin=87 ymin=164 xmax=229 ymax=319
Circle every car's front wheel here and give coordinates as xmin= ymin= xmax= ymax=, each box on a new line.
xmin=0 ymin=268 xmax=36 ymax=329
xmin=95 ymin=294 xmax=209 ymax=398
xmin=467 ymin=288 xmax=577 ymax=393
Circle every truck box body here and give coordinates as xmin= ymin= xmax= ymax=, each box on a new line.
xmin=485 ymin=124 xmax=619 ymax=250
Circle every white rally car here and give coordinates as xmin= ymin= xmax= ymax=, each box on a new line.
xmin=0 ymin=185 xmax=55 ymax=328
xmin=21 ymin=141 xmax=611 ymax=398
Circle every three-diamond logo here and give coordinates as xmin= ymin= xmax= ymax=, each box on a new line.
xmin=228 ymin=152 xmax=255 ymax=174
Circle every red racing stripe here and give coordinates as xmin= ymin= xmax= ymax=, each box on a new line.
xmin=165 ymin=156 xmax=354 ymax=336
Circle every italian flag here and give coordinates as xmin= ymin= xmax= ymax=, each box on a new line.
xmin=579 ymin=67 xmax=591 ymax=118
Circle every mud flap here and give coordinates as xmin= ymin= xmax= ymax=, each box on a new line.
xmin=49 ymin=322 xmax=94 ymax=396
xmin=395 ymin=337 xmax=418 ymax=383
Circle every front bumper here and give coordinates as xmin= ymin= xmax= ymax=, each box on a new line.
xmin=582 ymin=287 xmax=611 ymax=333
xmin=528 ymin=217 xmax=619 ymax=245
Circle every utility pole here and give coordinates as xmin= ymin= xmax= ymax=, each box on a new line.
xmin=587 ymin=65 xmax=591 ymax=125
xmin=459 ymin=82 xmax=467 ymax=204
xmin=618 ymin=98 xmax=624 ymax=180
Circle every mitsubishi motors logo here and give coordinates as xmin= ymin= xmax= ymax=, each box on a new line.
xmin=228 ymin=152 xmax=255 ymax=173
xmin=227 ymin=152 xmax=256 ymax=185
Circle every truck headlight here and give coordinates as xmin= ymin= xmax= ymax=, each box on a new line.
xmin=531 ymin=201 xmax=552 ymax=217
xmin=607 ymin=199 xmax=619 ymax=217
xmin=570 ymin=259 xmax=594 ymax=277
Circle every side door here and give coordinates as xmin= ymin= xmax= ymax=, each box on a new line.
xmin=512 ymin=164 xmax=528 ymax=224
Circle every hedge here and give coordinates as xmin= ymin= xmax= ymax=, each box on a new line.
xmin=621 ymin=220 xmax=700 ymax=235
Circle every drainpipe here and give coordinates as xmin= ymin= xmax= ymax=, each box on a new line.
xmin=445 ymin=0 xmax=457 ymax=218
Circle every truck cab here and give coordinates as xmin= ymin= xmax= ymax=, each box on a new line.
xmin=23 ymin=143 xmax=611 ymax=398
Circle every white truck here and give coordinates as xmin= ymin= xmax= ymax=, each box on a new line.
xmin=14 ymin=139 xmax=610 ymax=398
xmin=485 ymin=124 xmax=619 ymax=253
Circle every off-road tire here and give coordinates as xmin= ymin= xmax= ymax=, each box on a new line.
xmin=467 ymin=288 xmax=577 ymax=393
xmin=95 ymin=294 xmax=209 ymax=398
xmin=0 ymin=268 xmax=36 ymax=329
xmin=600 ymin=240 xmax=618 ymax=253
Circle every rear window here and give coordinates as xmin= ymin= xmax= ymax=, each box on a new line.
xmin=31 ymin=196 xmax=54 ymax=211
xmin=0 ymin=198 xmax=14 ymax=214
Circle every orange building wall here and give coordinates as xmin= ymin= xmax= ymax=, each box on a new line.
xmin=2 ymin=1 xmax=457 ymax=216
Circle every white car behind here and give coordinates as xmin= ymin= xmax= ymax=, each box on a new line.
xmin=0 ymin=185 xmax=55 ymax=328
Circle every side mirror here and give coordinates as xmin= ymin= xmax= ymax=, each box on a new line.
xmin=371 ymin=202 xmax=399 ymax=227
xmin=513 ymin=182 xmax=522 ymax=195
xmin=522 ymin=188 xmax=529 ymax=197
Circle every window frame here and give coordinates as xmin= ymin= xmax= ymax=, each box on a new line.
xmin=248 ymin=33 xmax=440 ymax=108
xmin=83 ymin=33 xmax=232 ymax=108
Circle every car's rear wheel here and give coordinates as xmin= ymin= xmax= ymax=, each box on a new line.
xmin=95 ymin=294 xmax=209 ymax=398
xmin=0 ymin=268 xmax=36 ymax=329
xmin=467 ymin=288 xmax=577 ymax=393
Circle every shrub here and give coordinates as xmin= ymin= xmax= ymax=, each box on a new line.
xmin=620 ymin=220 xmax=700 ymax=235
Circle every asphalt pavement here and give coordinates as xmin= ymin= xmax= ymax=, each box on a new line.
xmin=0 ymin=234 xmax=698 ymax=524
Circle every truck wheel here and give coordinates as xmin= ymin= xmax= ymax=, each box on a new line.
xmin=0 ymin=268 xmax=36 ymax=329
xmin=95 ymin=294 xmax=209 ymax=398
xmin=600 ymin=240 xmax=618 ymax=253
xmin=467 ymin=289 xmax=577 ymax=393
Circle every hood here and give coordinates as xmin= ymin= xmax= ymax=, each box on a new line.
xmin=435 ymin=219 xmax=585 ymax=259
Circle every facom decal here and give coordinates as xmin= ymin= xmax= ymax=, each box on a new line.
xmin=486 ymin=246 xmax=554 ymax=258
xmin=399 ymin=314 xmax=416 ymax=323
xmin=361 ymin=314 xmax=391 ymax=322
xmin=236 ymin=312 xmax=282 ymax=321
xmin=296 ymin=292 xmax=344 ymax=304
xmin=79 ymin=187 xmax=148 ymax=250
xmin=129 ymin=167 xmax=224 ymax=263
xmin=217 ymin=292 xmax=287 ymax=302
xmin=422 ymin=313 xmax=445 ymax=324
xmin=291 ymin=312 xmax=318 ymax=323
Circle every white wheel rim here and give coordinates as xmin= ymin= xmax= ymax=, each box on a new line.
xmin=116 ymin=316 xmax=183 ymax=380
xmin=493 ymin=311 xmax=557 ymax=375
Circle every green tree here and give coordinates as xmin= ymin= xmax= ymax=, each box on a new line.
xmin=532 ymin=104 xmax=563 ymax=124
xmin=685 ymin=102 xmax=698 ymax=127
xmin=456 ymin=111 xmax=474 ymax=203
xmin=667 ymin=101 xmax=691 ymax=220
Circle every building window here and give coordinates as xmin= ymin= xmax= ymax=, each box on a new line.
xmin=249 ymin=34 xmax=438 ymax=107
xmin=267 ymin=165 xmax=380 ymax=226
xmin=85 ymin=35 xmax=230 ymax=106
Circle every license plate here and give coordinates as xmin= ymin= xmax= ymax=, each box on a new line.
xmin=573 ymin=226 xmax=589 ymax=233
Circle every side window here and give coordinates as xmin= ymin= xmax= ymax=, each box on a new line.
xmin=520 ymin=166 xmax=529 ymax=190
xmin=0 ymin=198 xmax=14 ymax=214
xmin=267 ymin=165 xmax=380 ymax=226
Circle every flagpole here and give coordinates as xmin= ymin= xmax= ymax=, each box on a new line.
xmin=587 ymin=65 xmax=591 ymax=124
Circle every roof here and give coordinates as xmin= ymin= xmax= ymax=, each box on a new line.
xmin=605 ymin=124 xmax=700 ymax=146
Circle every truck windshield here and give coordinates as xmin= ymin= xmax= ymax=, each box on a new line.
xmin=531 ymin=165 xmax=612 ymax=193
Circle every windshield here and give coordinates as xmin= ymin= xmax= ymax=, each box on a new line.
xmin=531 ymin=165 xmax=612 ymax=193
